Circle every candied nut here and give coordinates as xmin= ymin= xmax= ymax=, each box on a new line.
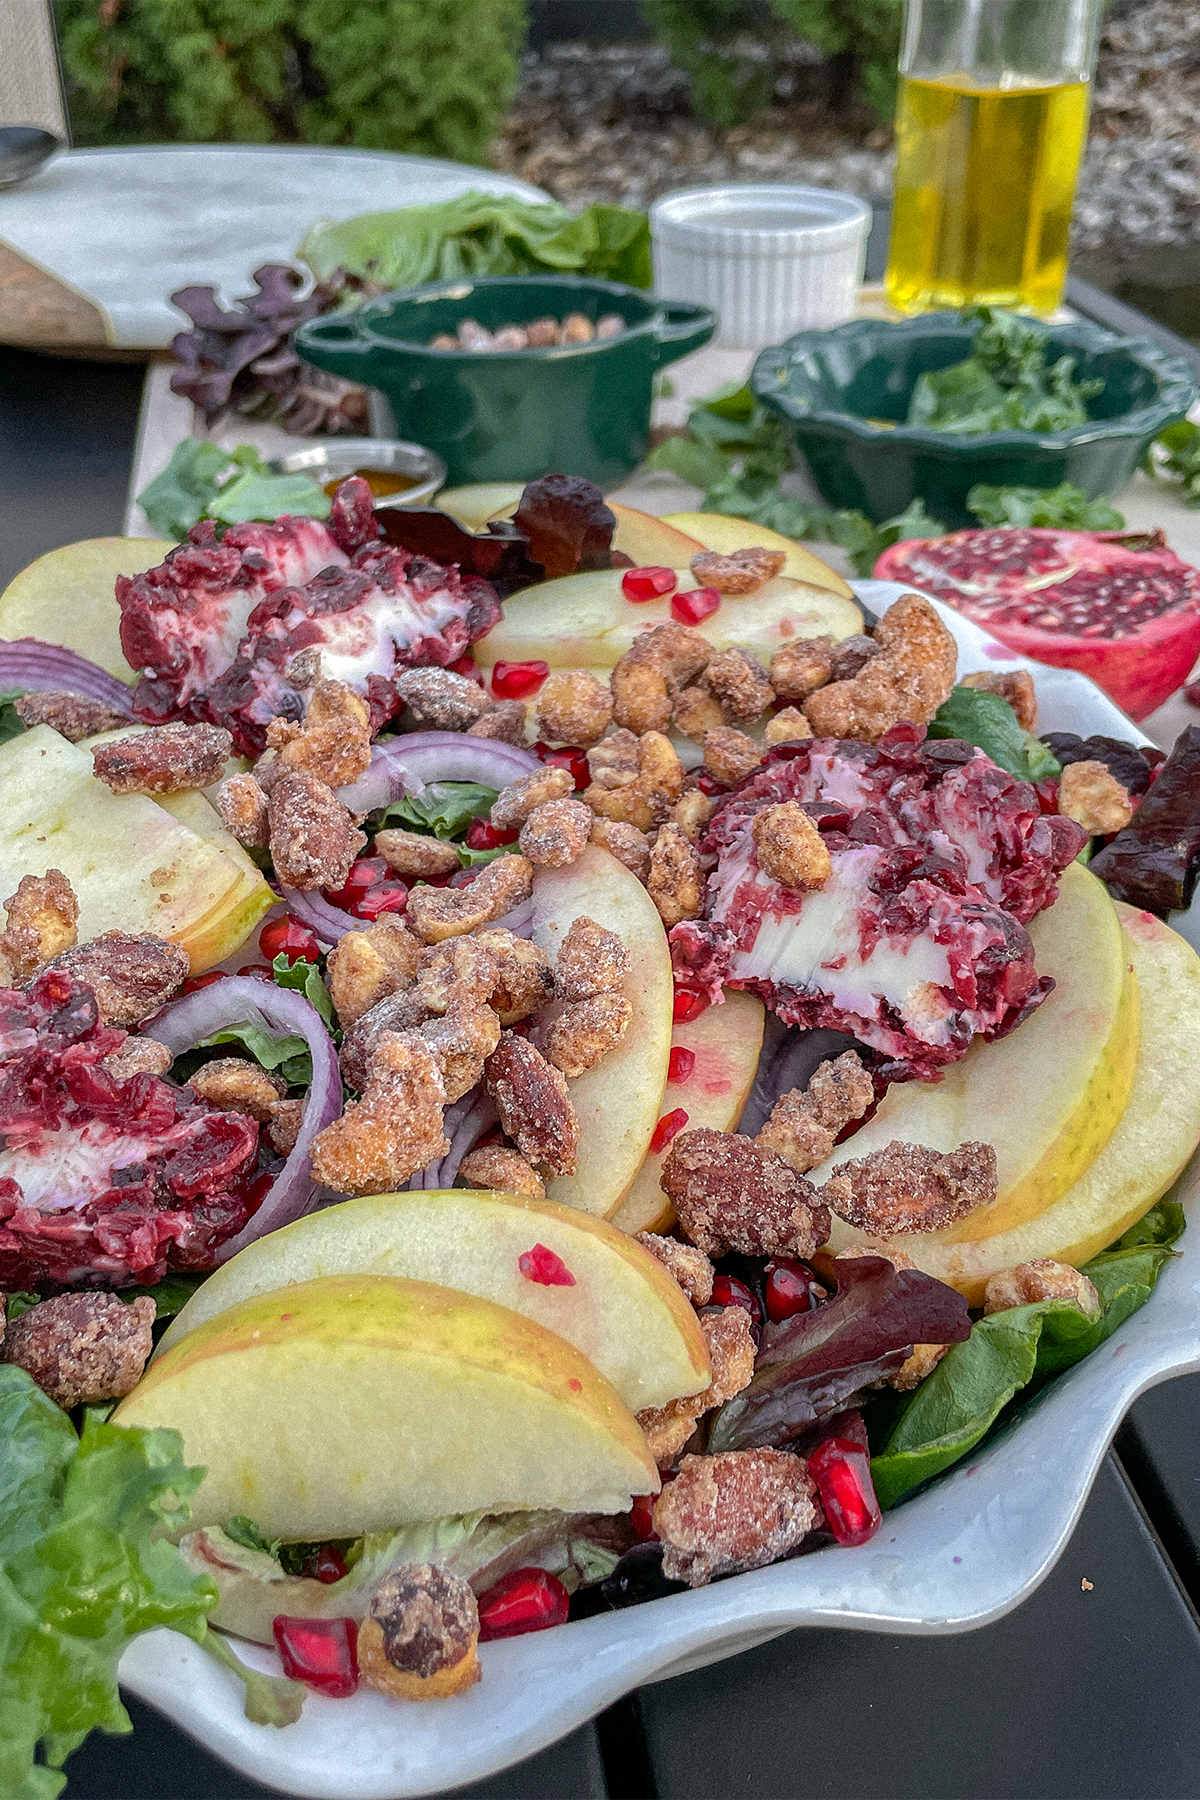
xmin=215 ymin=772 xmax=270 ymax=848
xmin=358 ymin=1564 xmax=480 ymax=1700
xmin=2 ymin=869 xmax=77 ymax=981
xmin=554 ymin=915 xmax=630 ymax=1001
xmin=471 ymin=928 xmax=554 ymax=1025
xmin=888 ymin=1342 xmax=951 ymax=1391
xmin=546 ymin=990 xmax=633 ymax=1077
xmin=669 ymin=788 xmax=716 ymax=842
xmin=589 ymin=818 xmax=651 ymax=881
xmin=586 ymin=730 xmax=683 ymax=833
xmin=493 ymin=326 xmax=528 ymax=350
xmin=285 ymin=646 xmax=322 ymax=690
xmin=526 ymin=316 xmax=560 ymax=347
xmin=419 ymin=996 xmax=501 ymax=1101
xmin=647 ymin=822 xmax=703 ymax=927
xmin=560 ymin=310 xmax=595 ymax=343
xmin=310 ymin=1030 xmax=449 ymax=1195
xmin=519 ymin=797 xmax=592 ymax=868
xmin=91 ymin=722 xmax=232 ymax=794
xmin=701 ymin=648 xmax=774 ymax=725
xmin=267 ymin=680 xmax=372 ymax=788
xmin=751 ymin=802 xmax=831 ymax=890
xmin=13 ymin=691 xmax=132 ymax=740
xmin=268 ymin=1096 xmax=305 ymax=1156
xmin=769 ymin=637 xmax=834 ymax=703
xmin=415 ymin=936 xmax=499 ymax=1013
xmin=466 ymin=700 xmax=527 ymax=743
xmin=374 ymin=828 xmax=461 ymax=880
xmin=0 ymin=1292 xmax=155 ymax=1410
xmin=535 ymin=671 xmax=614 ymax=747
xmin=960 ymin=669 xmax=1038 ymax=732
xmin=395 ymin=666 xmax=493 ymax=732
xmin=102 ymin=1035 xmax=173 ymax=1080
xmin=804 ymin=595 xmax=956 ymax=744
xmin=610 ymin=623 xmax=712 ymax=735
xmin=491 ymin=764 xmax=575 ymax=828
xmin=485 ymin=1032 xmax=579 ymax=1176
xmin=822 ymin=1139 xmax=997 ymax=1234
xmin=827 ymin=634 xmax=879 ymax=683
xmin=188 ymin=1056 xmax=287 ymax=1121
xmin=690 ymin=546 xmax=786 ymax=595
xmin=458 ymin=1144 xmax=545 ymax=1198
xmin=984 ymin=1258 xmax=1101 ymax=1317
xmin=636 ymin=1306 xmax=755 ymax=1468
xmin=1057 ymin=759 xmax=1134 ymax=836
xmin=764 ymin=706 xmax=813 ymax=746
xmin=756 ymin=1051 xmax=874 ymax=1174
xmin=338 ymin=987 xmax=433 ymax=1091
xmin=405 ymin=854 xmax=533 ymax=944
xmin=634 ymin=1233 xmax=715 ymax=1306
xmin=703 ymin=727 xmax=762 ymax=788
xmin=587 ymin=728 xmax=641 ymax=791
xmin=672 ymin=684 xmax=726 ymax=742
xmin=46 ymin=930 xmax=189 ymax=1025
xmin=326 ymin=916 xmax=422 ymax=1027
xmin=662 ymin=1129 xmax=830 ymax=1260
xmin=653 ymin=1448 xmax=819 ymax=1586
xmin=268 ymin=769 xmax=366 ymax=892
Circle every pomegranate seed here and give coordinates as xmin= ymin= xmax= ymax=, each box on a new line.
xmin=672 ymin=987 xmax=709 ymax=1024
xmin=324 ymin=856 xmax=389 ymax=907
xmin=533 ymin=742 xmax=590 ymax=789
xmin=630 ymin=1493 xmax=659 ymax=1542
xmin=621 ymin=565 xmax=677 ymax=603
xmin=808 ymin=1437 xmax=882 ymax=1547
xmin=710 ymin=1274 xmax=762 ymax=1333
xmin=492 ymin=659 xmax=549 ymax=700
xmin=259 ymin=917 xmax=321 ymax=965
xmin=763 ymin=1257 xmax=824 ymax=1322
xmin=518 ymin=1242 xmax=576 ymax=1287
xmin=466 ymin=817 xmax=518 ymax=850
xmin=348 ymin=882 xmax=407 ymax=921
xmin=272 ymin=1615 xmax=358 ymax=1696
xmin=243 ymin=1169 xmax=275 ymax=1215
xmin=477 ymin=1567 xmax=570 ymax=1640
xmin=650 ymin=1107 xmax=689 ymax=1154
xmin=235 ymin=964 xmax=272 ymax=980
xmin=671 ymin=586 xmax=721 ymax=626
xmin=308 ymin=1544 xmax=349 ymax=1585
xmin=181 ymin=970 xmax=228 ymax=995
xmin=668 ymin=1046 xmax=696 ymax=1084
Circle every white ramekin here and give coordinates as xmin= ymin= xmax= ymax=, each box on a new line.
xmin=650 ymin=184 xmax=872 ymax=348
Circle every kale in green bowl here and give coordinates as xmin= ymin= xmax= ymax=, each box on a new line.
xmin=751 ymin=310 xmax=1198 ymax=529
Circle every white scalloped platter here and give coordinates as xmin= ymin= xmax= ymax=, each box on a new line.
xmin=118 ymin=583 xmax=1200 ymax=1798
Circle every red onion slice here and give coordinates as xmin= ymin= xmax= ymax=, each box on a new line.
xmin=0 ymin=637 xmax=135 ymax=710
xmin=409 ymin=1086 xmax=498 ymax=1190
xmin=143 ymin=976 xmax=342 ymax=1258
xmin=338 ymin=731 xmax=539 ymax=814
xmin=279 ymin=886 xmax=357 ymax=945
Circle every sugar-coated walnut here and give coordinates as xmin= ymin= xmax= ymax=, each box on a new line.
xmin=669 ymin=789 xmax=717 ymax=842
xmin=637 ymin=1305 xmax=755 ymax=1467
xmin=310 ymin=1030 xmax=449 ymax=1195
xmin=357 ymin=1564 xmax=480 ymax=1701
xmin=960 ymin=668 xmax=1038 ymax=732
xmin=267 ymin=1096 xmax=305 ymax=1156
xmin=662 ymin=1128 xmax=830 ymax=1260
xmin=610 ymin=623 xmax=712 ymax=735
xmin=756 ymin=1050 xmax=874 ymax=1174
xmin=374 ymin=829 xmax=461 ymax=880
xmin=545 ymin=990 xmax=633 ymax=1077
xmin=491 ymin=764 xmax=574 ymax=828
xmin=653 ymin=1448 xmax=819 ymax=1586
xmin=0 ymin=1292 xmax=155 ymax=1410
xmin=91 ymin=722 xmax=232 ymax=794
xmin=889 ymin=1342 xmax=951 ymax=1390
xmin=769 ymin=638 xmax=834 ymax=703
xmin=554 ymin=914 xmax=630 ymax=1001
xmin=394 ymin=666 xmax=493 ymax=732
xmin=338 ymin=988 xmax=433 ymax=1092
xmin=101 ymin=1035 xmax=173 ymax=1080
xmin=471 ymin=928 xmax=555 ymax=1024
xmin=647 ymin=822 xmax=703 ymax=927
xmin=586 ymin=729 xmax=640 ymax=791
xmin=634 ymin=1233 xmax=715 ymax=1306
xmin=326 ymin=916 xmax=422 ymax=1026
xmin=519 ymin=797 xmax=593 ymax=868
xmin=405 ymin=855 xmax=533 ymax=944
xmin=46 ymin=930 xmax=189 ymax=1025
xmin=415 ymin=937 xmax=499 ymax=1013
xmin=266 ymin=679 xmax=372 ymax=788
xmin=466 ymin=700 xmax=528 ymax=743
xmin=672 ymin=684 xmax=726 ymax=742
xmin=701 ymin=648 xmax=774 ymax=725
xmin=1057 ymin=759 xmax=1134 ymax=836
xmin=689 ymin=546 xmax=786 ymax=594
xmin=268 ymin=769 xmax=366 ymax=892
xmin=458 ymin=1144 xmax=546 ymax=1198
xmin=2 ymin=869 xmax=77 ymax=981
xmin=703 ymin=727 xmax=763 ymax=789
xmin=535 ymin=670 xmax=614 ymax=747
xmin=984 ymin=1258 xmax=1100 ymax=1316
xmin=588 ymin=818 xmax=651 ymax=881
xmin=187 ymin=1057 xmax=287 ymax=1121
xmin=418 ymin=996 xmax=501 ymax=1102
xmin=215 ymin=772 xmax=270 ymax=848
xmin=822 ymin=1139 xmax=997 ymax=1233
xmin=13 ymin=691 xmax=132 ymax=741
xmin=585 ymin=730 xmax=683 ymax=832
xmin=751 ymin=802 xmax=831 ymax=891
xmin=763 ymin=706 xmax=813 ymax=746
xmin=485 ymin=1032 xmax=580 ymax=1175
xmin=804 ymin=594 xmax=956 ymax=744
xmin=827 ymin=634 xmax=880 ymax=683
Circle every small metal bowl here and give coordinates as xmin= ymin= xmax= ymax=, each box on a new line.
xmin=269 ymin=438 xmax=446 ymax=510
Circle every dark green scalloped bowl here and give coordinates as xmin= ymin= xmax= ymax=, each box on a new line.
xmin=751 ymin=313 xmax=1198 ymax=528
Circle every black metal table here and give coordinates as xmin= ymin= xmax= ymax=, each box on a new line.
xmin=6 ymin=327 xmax=1200 ymax=1800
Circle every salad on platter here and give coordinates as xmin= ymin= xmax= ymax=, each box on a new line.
xmin=2 ymin=473 xmax=1200 ymax=1798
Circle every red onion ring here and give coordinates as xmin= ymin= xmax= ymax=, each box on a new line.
xmin=278 ymin=886 xmax=357 ymax=945
xmin=338 ymin=731 xmax=539 ymax=814
xmin=143 ymin=976 xmax=342 ymax=1258
xmin=0 ymin=637 xmax=135 ymax=710
xmin=409 ymin=1087 xmax=498 ymax=1189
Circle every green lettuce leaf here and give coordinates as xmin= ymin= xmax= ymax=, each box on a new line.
xmin=113 ymin=1275 xmax=208 ymax=1323
xmin=966 ymin=482 xmax=1125 ymax=530
xmin=0 ymin=688 xmax=29 ymax=749
xmin=205 ymin=467 xmax=332 ymax=528
xmin=195 ymin=1022 xmax=313 ymax=1087
xmin=929 ymin=686 xmax=1062 ymax=783
xmin=137 ymin=440 xmax=330 ymax=540
xmin=378 ymin=780 xmax=499 ymax=839
xmin=906 ymin=309 xmax=1104 ymax=435
xmin=271 ymin=954 xmax=335 ymax=1029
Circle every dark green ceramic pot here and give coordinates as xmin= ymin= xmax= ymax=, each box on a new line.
xmin=751 ymin=313 xmax=1198 ymax=528
xmin=296 ymin=274 xmax=715 ymax=489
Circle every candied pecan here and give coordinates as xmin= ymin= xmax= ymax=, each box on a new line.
xmin=690 ymin=546 xmax=786 ymax=594
xmin=285 ymin=646 xmax=322 ymax=690
xmin=466 ymin=700 xmax=527 ymax=743
xmin=458 ymin=1144 xmax=545 ymax=1198
xmin=519 ymin=797 xmax=593 ymax=868
xmin=46 ymin=930 xmax=189 ymax=1025
xmin=326 ymin=916 xmax=422 ymax=1027
xmin=546 ymin=990 xmax=633 ymax=1077
xmin=960 ymin=669 xmax=1038 ymax=732
xmin=756 ymin=1051 xmax=874 ymax=1174
xmin=822 ymin=1139 xmax=997 ymax=1234
xmin=491 ymin=764 xmax=575 ymax=828
xmin=554 ymin=915 xmax=630 ymax=1001
xmin=828 ymin=634 xmax=880 ymax=683
xmin=394 ymin=666 xmax=493 ymax=732
xmin=2 ymin=869 xmax=77 ymax=981
xmin=701 ymin=648 xmax=774 ymax=725
xmin=101 ymin=1035 xmax=173 ymax=1080
xmin=663 ymin=1129 xmax=830 ymax=1259
xmin=472 ymin=928 xmax=554 ymax=1024
xmin=358 ymin=1564 xmax=480 ymax=1700
xmin=215 ymin=772 xmax=270 ymax=848
xmin=485 ymin=1032 xmax=579 ymax=1176
xmin=310 ymin=1030 xmax=449 ymax=1195
xmin=654 ymin=1448 xmax=819 ymax=1587
xmin=1056 ymin=760 xmax=1134 ymax=836
xmin=634 ymin=1232 xmax=715 ymax=1306
xmin=610 ymin=623 xmax=712 ymax=734
xmin=405 ymin=855 xmax=533 ymax=944
xmin=419 ymin=996 xmax=501 ymax=1101
xmin=415 ymin=936 xmax=499 ymax=1013
xmin=267 ymin=1096 xmax=305 ymax=1156
xmin=587 ymin=728 xmax=641 ymax=790
xmin=670 ymin=789 xmax=717 ymax=842
xmin=0 ymin=1292 xmax=154 ymax=1410
xmin=647 ymin=823 xmax=703 ymax=927
xmin=338 ymin=987 xmax=433 ymax=1091
xmin=672 ymin=684 xmax=726 ymax=742
xmin=589 ymin=818 xmax=651 ymax=881
xmin=804 ymin=595 xmax=956 ymax=743
xmin=13 ymin=691 xmax=132 ymax=741
xmin=637 ymin=1307 xmax=755 ymax=1468
xmin=535 ymin=670 xmax=614 ymax=747
xmin=91 ymin=722 xmax=232 ymax=794
xmin=187 ymin=1057 xmax=287 ymax=1122
xmin=266 ymin=680 xmax=372 ymax=788
xmin=751 ymin=802 xmax=831 ymax=890
xmin=268 ymin=769 xmax=366 ymax=892
xmin=769 ymin=637 xmax=834 ymax=703
xmin=983 ymin=1258 xmax=1100 ymax=1317
xmin=764 ymin=706 xmax=813 ymax=746
xmin=703 ymin=727 xmax=763 ymax=788
xmin=374 ymin=828 xmax=461 ymax=880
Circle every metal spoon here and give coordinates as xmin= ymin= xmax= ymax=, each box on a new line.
xmin=0 ymin=127 xmax=60 ymax=190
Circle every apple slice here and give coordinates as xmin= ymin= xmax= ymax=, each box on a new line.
xmin=614 ymin=990 xmax=766 ymax=1237
xmin=0 ymin=537 xmax=174 ymax=681
xmin=847 ymin=905 xmax=1200 ymax=1303
xmin=115 ymin=1273 xmax=659 ymax=1540
xmin=156 ymin=1187 xmax=708 ymax=1409
xmin=822 ymin=863 xmax=1139 ymax=1248
xmin=532 ymin=844 xmax=673 ymax=1219
xmin=437 ymin=483 xmax=525 ymax=531
xmin=607 ymin=503 xmax=704 ymax=569
xmin=663 ymin=511 xmax=855 ymax=601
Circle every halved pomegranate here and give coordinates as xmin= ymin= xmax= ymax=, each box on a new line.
xmin=875 ymin=527 xmax=1200 ymax=720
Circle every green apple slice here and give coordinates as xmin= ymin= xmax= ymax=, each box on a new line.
xmin=0 ymin=536 xmax=173 ymax=681
xmin=662 ymin=511 xmax=855 ymax=600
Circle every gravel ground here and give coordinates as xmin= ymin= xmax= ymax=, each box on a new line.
xmin=491 ymin=0 xmax=1200 ymax=253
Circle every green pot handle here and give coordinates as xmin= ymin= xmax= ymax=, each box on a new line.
xmin=294 ymin=312 xmax=375 ymax=381
xmin=651 ymin=302 xmax=717 ymax=366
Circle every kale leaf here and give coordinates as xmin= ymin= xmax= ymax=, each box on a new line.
xmin=907 ymin=308 xmax=1104 ymax=435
